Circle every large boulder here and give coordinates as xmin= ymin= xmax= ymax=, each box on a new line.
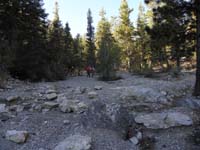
xmin=5 ymin=130 xmax=29 ymax=144
xmin=54 ymin=134 xmax=92 ymax=150
xmin=135 ymin=112 xmax=193 ymax=129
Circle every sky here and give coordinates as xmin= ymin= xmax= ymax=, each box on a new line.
xmin=43 ymin=0 xmax=144 ymax=37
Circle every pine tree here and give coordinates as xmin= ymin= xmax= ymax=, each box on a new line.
xmin=73 ymin=34 xmax=84 ymax=75
xmin=63 ymin=22 xmax=74 ymax=70
xmin=96 ymin=9 xmax=120 ymax=80
xmin=47 ymin=1 xmax=65 ymax=80
xmin=9 ymin=0 xmax=49 ymax=81
xmin=114 ymin=0 xmax=134 ymax=70
xmin=135 ymin=2 xmax=151 ymax=72
xmin=85 ymin=9 xmax=96 ymax=67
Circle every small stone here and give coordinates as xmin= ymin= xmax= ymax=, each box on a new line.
xmin=46 ymin=93 xmax=57 ymax=100
xmin=63 ymin=120 xmax=70 ymax=125
xmin=46 ymin=89 xmax=56 ymax=94
xmin=16 ymin=105 xmax=24 ymax=112
xmin=161 ymin=91 xmax=167 ymax=96
xmin=136 ymin=132 xmax=142 ymax=140
xmin=0 ymin=104 xmax=7 ymax=113
xmin=94 ymin=86 xmax=103 ymax=90
xmin=129 ymin=137 xmax=139 ymax=145
xmin=88 ymin=91 xmax=98 ymax=99
xmin=5 ymin=130 xmax=29 ymax=144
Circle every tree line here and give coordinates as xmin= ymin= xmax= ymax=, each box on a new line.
xmin=0 ymin=0 xmax=200 ymax=95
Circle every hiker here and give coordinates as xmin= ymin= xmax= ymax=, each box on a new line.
xmin=85 ymin=65 xmax=91 ymax=77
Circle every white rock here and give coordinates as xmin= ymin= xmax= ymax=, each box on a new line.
xmin=5 ymin=130 xmax=29 ymax=144
xmin=136 ymin=132 xmax=142 ymax=140
xmin=0 ymin=104 xmax=7 ymax=113
xmin=63 ymin=120 xmax=70 ymax=125
xmin=88 ymin=91 xmax=98 ymax=99
xmin=46 ymin=93 xmax=57 ymax=100
xmin=129 ymin=137 xmax=139 ymax=145
xmin=54 ymin=134 xmax=92 ymax=150
xmin=94 ymin=86 xmax=103 ymax=90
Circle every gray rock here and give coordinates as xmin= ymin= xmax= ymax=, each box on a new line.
xmin=129 ymin=137 xmax=139 ymax=145
xmin=46 ymin=93 xmax=57 ymax=100
xmin=5 ymin=130 xmax=29 ymax=144
xmin=59 ymin=100 xmax=88 ymax=113
xmin=43 ymin=102 xmax=59 ymax=109
xmin=74 ymin=87 xmax=86 ymax=94
xmin=94 ymin=86 xmax=103 ymax=90
xmin=88 ymin=91 xmax=98 ymax=99
xmin=135 ymin=112 xmax=193 ymax=129
xmin=46 ymin=89 xmax=56 ymax=94
xmin=54 ymin=134 xmax=92 ymax=150
xmin=0 ymin=104 xmax=7 ymax=113
xmin=16 ymin=105 xmax=24 ymax=112
xmin=6 ymin=96 xmax=20 ymax=102
xmin=63 ymin=120 xmax=70 ymax=125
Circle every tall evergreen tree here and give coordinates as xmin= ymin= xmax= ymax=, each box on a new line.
xmin=10 ymin=0 xmax=49 ymax=81
xmin=114 ymin=0 xmax=134 ymax=70
xmin=96 ymin=9 xmax=120 ymax=80
xmin=47 ymin=1 xmax=65 ymax=80
xmin=73 ymin=34 xmax=84 ymax=74
xmin=136 ymin=2 xmax=151 ymax=72
xmin=63 ymin=22 xmax=74 ymax=69
xmin=85 ymin=9 xmax=96 ymax=67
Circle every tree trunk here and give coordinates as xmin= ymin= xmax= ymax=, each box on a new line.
xmin=194 ymin=0 xmax=200 ymax=96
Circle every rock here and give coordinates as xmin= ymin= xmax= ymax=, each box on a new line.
xmin=46 ymin=93 xmax=57 ymax=101
xmin=5 ymin=130 xmax=29 ymax=144
xmin=165 ymin=112 xmax=193 ymax=126
xmin=6 ymin=96 xmax=20 ymax=102
xmin=161 ymin=91 xmax=167 ymax=96
xmin=54 ymin=134 xmax=92 ymax=150
xmin=63 ymin=120 xmax=70 ymax=125
xmin=43 ymin=102 xmax=59 ymax=109
xmin=59 ymin=100 xmax=88 ymax=113
xmin=136 ymin=132 xmax=142 ymax=140
xmin=88 ymin=91 xmax=98 ymax=99
xmin=0 ymin=104 xmax=7 ymax=113
xmin=94 ymin=86 xmax=103 ymax=90
xmin=129 ymin=137 xmax=139 ymax=145
xmin=46 ymin=89 xmax=56 ymax=94
xmin=135 ymin=112 xmax=193 ymax=129
xmin=74 ymin=87 xmax=86 ymax=94
xmin=16 ymin=105 xmax=24 ymax=112
xmin=0 ymin=114 xmax=10 ymax=121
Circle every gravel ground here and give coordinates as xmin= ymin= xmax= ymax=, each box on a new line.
xmin=0 ymin=71 xmax=199 ymax=150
